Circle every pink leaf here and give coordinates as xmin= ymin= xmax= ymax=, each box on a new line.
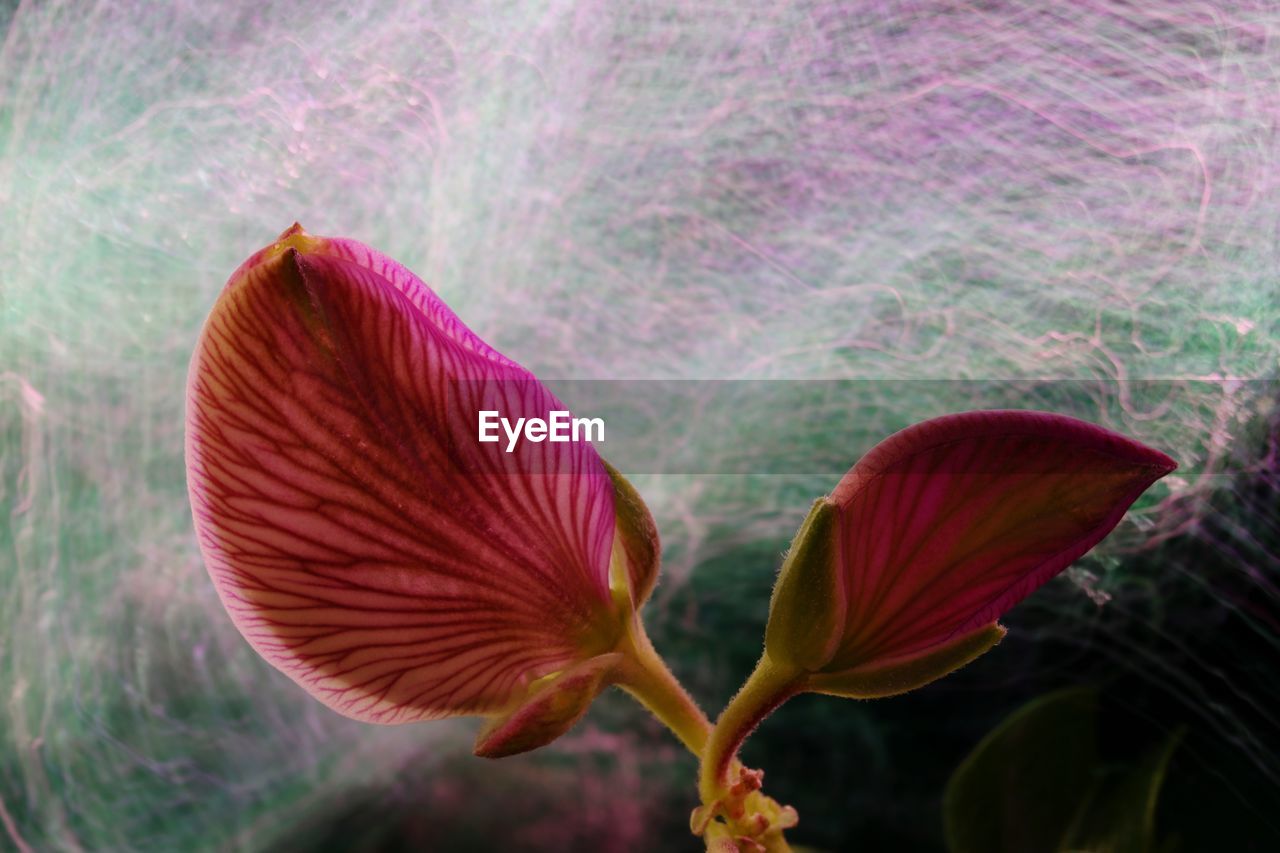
xmin=817 ymin=410 xmax=1176 ymax=671
xmin=186 ymin=226 xmax=624 ymax=724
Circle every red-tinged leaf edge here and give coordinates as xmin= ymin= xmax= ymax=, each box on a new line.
xmin=829 ymin=411 xmax=1177 ymax=505
xmin=473 ymin=653 xmax=622 ymax=758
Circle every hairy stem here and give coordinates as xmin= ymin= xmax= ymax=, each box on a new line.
xmin=699 ymin=654 xmax=803 ymax=805
xmin=612 ymin=617 xmax=712 ymax=756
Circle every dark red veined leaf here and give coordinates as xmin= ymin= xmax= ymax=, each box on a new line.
xmin=815 ymin=410 xmax=1176 ymax=671
xmin=186 ymin=226 xmax=624 ymax=724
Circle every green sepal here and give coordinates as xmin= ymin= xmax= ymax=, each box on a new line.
xmin=763 ymin=500 xmax=846 ymax=672
xmin=805 ymin=622 xmax=1006 ymax=699
xmin=473 ymin=653 xmax=622 ymax=758
xmin=602 ymin=460 xmax=660 ymax=609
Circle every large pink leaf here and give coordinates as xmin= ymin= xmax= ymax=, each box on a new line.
xmin=821 ymin=410 xmax=1176 ymax=671
xmin=186 ymin=226 xmax=619 ymax=724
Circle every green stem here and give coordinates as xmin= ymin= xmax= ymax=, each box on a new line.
xmin=699 ymin=654 xmax=804 ymax=805
xmin=613 ymin=628 xmax=804 ymax=848
xmin=611 ymin=617 xmax=712 ymax=756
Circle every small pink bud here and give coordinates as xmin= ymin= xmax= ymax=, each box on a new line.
xmin=765 ymin=410 xmax=1176 ymax=696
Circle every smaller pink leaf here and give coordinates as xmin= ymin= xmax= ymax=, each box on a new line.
xmin=820 ymin=410 xmax=1176 ymax=672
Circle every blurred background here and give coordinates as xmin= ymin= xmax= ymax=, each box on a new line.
xmin=1 ymin=0 xmax=1277 ymax=850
